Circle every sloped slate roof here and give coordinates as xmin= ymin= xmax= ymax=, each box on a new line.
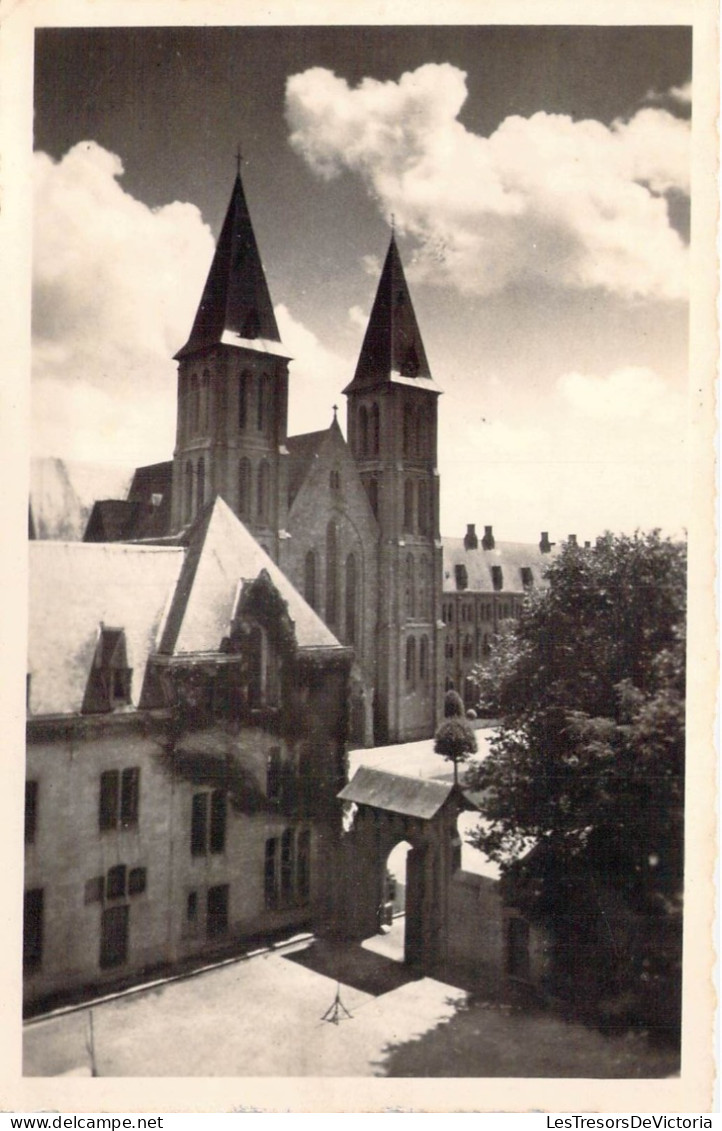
xmin=285 ymin=427 xmax=331 ymax=506
xmin=442 ymin=538 xmax=558 ymax=594
xmin=338 ymin=765 xmax=476 ymax=819
xmin=83 ymin=500 xmax=140 ymax=543
xmin=28 ymin=541 xmax=184 ymax=716
xmin=158 ymin=495 xmax=343 ymax=656
xmin=344 ymin=236 xmax=437 ymax=395
xmin=175 ymin=173 xmax=284 ymax=360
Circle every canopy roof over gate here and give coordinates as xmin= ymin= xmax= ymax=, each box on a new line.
xmin=338 ymin=765 xmax=480 ymax=820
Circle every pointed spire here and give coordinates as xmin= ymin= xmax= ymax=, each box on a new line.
xmin=175 ymin=170 xmax=283 ymax=360
xmin=343 ymin=235 xmax=434 ymax=394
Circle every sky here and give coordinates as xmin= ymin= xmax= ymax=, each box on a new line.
xmin=31 ymin=24 xmax=693 ymax=543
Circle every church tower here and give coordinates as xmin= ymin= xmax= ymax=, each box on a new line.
xmin=344 ymin=236 xmax=443 ymax=743
xmin=171 ymin=169 xmax=291 ymax=559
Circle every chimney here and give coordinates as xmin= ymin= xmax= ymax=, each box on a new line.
xmin=481 ymin=524 xmax=495 ymax=550
xmin=464 ymin=523 xmax=478 ymax=550
xmin=539 ymin=532 xmax=552 ymax=553
xmin=568 ymin=534 xmax=577 ymax=547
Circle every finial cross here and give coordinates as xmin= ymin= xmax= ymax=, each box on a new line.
xmin=235 ymin=144 xmax=243 ymax=177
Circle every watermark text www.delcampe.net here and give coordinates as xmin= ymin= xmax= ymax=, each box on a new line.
xmin=10 ymin=1119 xmax=164 ymax=1129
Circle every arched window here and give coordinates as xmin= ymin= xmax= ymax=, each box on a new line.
xmin=238 ymin=371 xmax=249 ymax=430
xmin=201 ymin=370 xmax=210 ymax=432
xmin=257 ymin=376 xmax=266 ymax=432
xmin=184 ymin=460 xmax=194 ymax=522
xmin=304 ymin=550 xmax=317 ymax=610
xmin=369 ymin=477 xmax=379 ymax=518
xmin=463 ymin=633 xmax=473 ymax=660
xmin=196 ymin=458 xmax=205 ymax=512
xmin=326 ymin=522 xmax=338 ymax=626
xmin=417 ymin=480 xmax=430 ymax=535
xmin=359 ymin=406 xmax=369 ymax=456
xmin=257 ymin=460 xmax=270 ymax=522
xmin=419 ymin=636 xmax=429 ymax=684
xmin=404 ymin=480 xmax=415 ymax=533
xmin=418 ymin=555 xmax=429 ymax=619
xmin=345 ymin=553 xmax=357 ymax=646
xmin=405 ymin=636 xmax=416 ymax=689
xmin=190 ymin=375 xmax=200 ymax=435
xmin=238 ymin=458 xmax=252 ymax=520
xmin=370 ymin=403 xmax=380 ymax=454
xmin=405 ymin=554 xmax=415 ymax=619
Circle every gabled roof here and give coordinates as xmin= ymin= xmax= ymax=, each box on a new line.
xmin=175 ymin=173 xmax=286 ymax=361
xmin=338 ymin=765 xmax=478 ymax=819
xmin=343 ymin=236 xmax=438 ymax=396
xmin=285 ymin=427 xmax=333 ymax=507
xmin=158 ymin=495 xmax=344 ymax=656
xmin=28 ymin=541 xmax=184 ymax=716
xmin=442 ymin=538 xmax=558 ymax=594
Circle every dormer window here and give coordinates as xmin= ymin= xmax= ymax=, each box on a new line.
xmin=491 ymin=566 xmax=503 ymax=592
xmin=454 ymin=564 xmax=468 ymax=591
xmin=520 ymin=567 xmax=533 ymax=589
xmin=82 ymin=627 xmax=132 ymax=714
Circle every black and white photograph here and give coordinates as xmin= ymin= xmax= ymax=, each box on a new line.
xmin=3 ymin=0 xmax=716 ymax=1113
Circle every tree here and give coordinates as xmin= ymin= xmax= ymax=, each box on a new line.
xmin=465 ymin=531 xmax=686 ymax=1037
xmin=435 ymin=689 xmax=478 ymax=783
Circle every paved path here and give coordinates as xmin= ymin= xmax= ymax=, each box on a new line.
xmin=24 ymin=925 xmax=468 ymax=1077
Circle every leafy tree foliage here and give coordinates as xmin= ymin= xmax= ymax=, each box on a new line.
xmin=466 ymin=531 xmax=686 ymax=1037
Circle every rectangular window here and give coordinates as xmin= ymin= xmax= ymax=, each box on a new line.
xmin=100 ymin=904 xmax=129 ymax=969
xmin=191 ymin=790 xmax=226 ymax=856
xmin=23 ymin=888 xmax=43 ymax=972
xmin=128 ymin=867 xmax=147 ymax=896
xmin=106 ymin=864 xmax=127 ymax=900
xmin=25 ymin=780 xmax=38 ymax=844
xmin=99 ymin=767 xmax=140 ymax=831
xmin=207 ymin=884 xmax=229 ymax=938
xmin=120 ymin=768 xmax=139 ymax=828
xmin=264 ymin=838 xmax=278 ymax=909
xmin=209 ymin=790 xmax=226 ymax=854
xmin=191 ymin=793 xmax=208 ymax=856
xmin=99 ymin=771 xmax=119 ymax=831
xmin=297 ymin=830 xmax=311 ymax=903
xmin=281 ymin=829 xmax=293 ymax=901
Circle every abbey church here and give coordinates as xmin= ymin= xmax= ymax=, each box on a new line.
xmin=25 ymin=171 xmax=557 ymax=1007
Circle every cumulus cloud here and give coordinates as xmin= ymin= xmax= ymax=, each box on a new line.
xmin=276 ymin=303 xmax=352 ymax=435
xmin=438 ymin=364 xmax=688 ymax=541
xmin=348 ymin=304 xmax=368 ymax=329
xmin=286 ymin=64 xmax=690 ymax=301
xmin=32 ymin=142 xmax=214 ymax=461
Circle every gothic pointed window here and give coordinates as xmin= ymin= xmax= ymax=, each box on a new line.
xmin=345 ymin=553 xmax=357 ymax=646
xmin=238 ymin=371 xmax=249 ymax=430
xmin=304 ymin=550 xmax=317 ymax=610
xmin=404 ymin=479 xmax=415 ymax=533
xmin=190 ymin=375 xmax=200 ymax=435
xmin=201 ymin=370 xmax=210 ymax=432
xmin=257 ymin=376 xmax=266 ymax=432
xmin=405 ymin=554 xmax=415 ymax=619
xmin=405 ymin=636 xmax=416 ymax=688
xmin=326 ymin=521 xmax=338 ymax=626
xmin=417 ymin=480 xmax=430 ymax=535
xmin=419 ymin=636 xmax=429 ymax=684
xmin=359 ymin=406 xmax=369 ymax=456
xmin=185 ymin=460 xmax=194 ymax=522
xmin=238 ymin=458 xmax=252 ymax=520
xmin=196 ymin=458 xmax=205 ymax=512
xmin=370 ymin=403 xmax=380 ymax=454
xmin=257 ymin=459 xmax=270 ymax=523
xmin=418 ymin=554 xmax=429 ymax=619
xmin=367 ymin=476 xmax=379 ymax=519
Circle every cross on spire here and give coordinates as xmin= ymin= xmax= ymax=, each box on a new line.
xmin=235 ymin=144 xmax=243 ymax=178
